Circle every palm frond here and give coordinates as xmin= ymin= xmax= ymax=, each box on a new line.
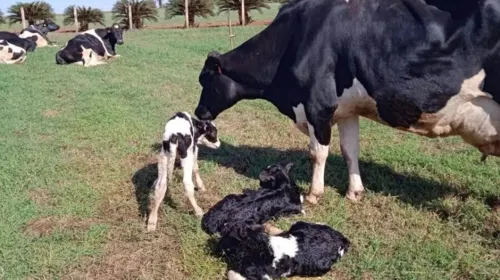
xmin=112 ymin=0 xmax=159 ymax=29
xmin=63 ymin=5 xmax=105 ymax=31
xmin=7 ymin=1 xmax=55 ymax=26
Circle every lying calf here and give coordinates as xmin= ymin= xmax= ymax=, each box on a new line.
xmin=147 ymin=112 xmax=220 ymax=231
xmin=201 ymin=162 xmax=304 ymax=239
xmin=218 ymin=221 xmax=350 ymax=280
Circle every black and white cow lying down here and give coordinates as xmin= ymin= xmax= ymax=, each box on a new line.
xmin=201 ymin=162 xmax=305 ymax=239
xmin=0 ymin=32 xmax=38 ymax=52
xmin=194 ymin=0 xmax=500 ymax=205
xmin=55 ymin=24 xmax=124 ymax=67
xmin=0 ymin=39 xmax=28 ymax=64
xmin=18 ymin=18 xmax=60 ymax=47
xmin=147 ymin=112 xmax=220 ymax=231
xmin=218 ymin=221 xmax=350 ymax=280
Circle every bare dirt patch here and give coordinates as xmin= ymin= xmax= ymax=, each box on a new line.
xmin=23 ymin=216 xmax=94 ymax=238
xmin=28 ymin=188 xmax=55 ymax=208
xmin=43 ymin=109 xmax=59 ymax=117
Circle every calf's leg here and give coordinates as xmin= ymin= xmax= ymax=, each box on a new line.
xmin=147 ymin=149 xmax=169 ymax=231
xmin=192 ymin=146 xmax=206 ymax=193
xmin=180 ymin=150 xmax=204 ymax=217
xmin=338 ymin=116 xmax=365 ymax=201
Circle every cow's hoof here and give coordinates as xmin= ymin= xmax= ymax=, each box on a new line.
xmin=346 ymin=190 xmax=364 ymax=202
xmin=305 ymin=194 xmax=319 ymax=205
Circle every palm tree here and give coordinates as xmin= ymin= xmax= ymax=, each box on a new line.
xmin=112 ymin=0 xmax=158 ymax=30
xmin=0 ymin=10 xmax=6 ymax=25
xmin=217 ymin=0 xmax=270 ymax=25
xmin=165 ymin=0 xmax=215 ymax=27
xmin=7 ymin=1 xmax=55 ymax=26
xmin=63 ymin=6 xmax=105 ymax=31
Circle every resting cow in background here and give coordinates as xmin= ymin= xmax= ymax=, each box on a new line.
xmin=18 ymin=19 xmax=60 ymax=47
xmin=0 ymin=40 xmax=27 ymax=64
xmin=194 ymin=0 xmax=500 ymax=205
xmin=55 ymin=24 xmax=124 ymax=67
xmin=0 ymin=32 xmax=37 ymax=52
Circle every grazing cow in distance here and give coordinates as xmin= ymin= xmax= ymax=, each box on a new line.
xmin=18 ymin=18 xmax=60 ymax=47
xmin=194 ymin=0 xmax=500 ymax=205
xmin=0 ymin=40 xmax=27 ymax=64
xmin=0 ymin=32 xmax=37 ymax=52
xmin=55 ymin=24 xmax=124 ymax=67
xmin=218 ymin=221 xmax=350 ymax=280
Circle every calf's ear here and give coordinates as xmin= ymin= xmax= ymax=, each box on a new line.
xmin=284 ymin=162 xmax=294 ymax=174
xmin=206 ymin=51 xmax=222 ymax=74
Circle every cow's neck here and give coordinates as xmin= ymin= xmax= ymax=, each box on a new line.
xmin=219 ymin=10 xmax=294 ymax=89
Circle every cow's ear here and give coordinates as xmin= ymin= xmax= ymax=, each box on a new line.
xmin=107 ymin=28 xmax=111 ymax=33
xmin=206 ymin=51 xmax=222 ymax=74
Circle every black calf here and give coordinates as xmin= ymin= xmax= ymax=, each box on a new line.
xmin=201 ymin=162 xmax=304 ymax=239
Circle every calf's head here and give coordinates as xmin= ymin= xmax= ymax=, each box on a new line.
xmin=108 ymin=24 xmax=124 ymax=45
xmin=194 ymin=119 xmax=220 ymax=149
xmin=195 ymin=51 xmax=261 ymax=121
xmin=259 ymin=162 xmax=294 ymax=189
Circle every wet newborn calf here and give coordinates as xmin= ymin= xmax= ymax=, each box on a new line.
xmin=219 ymin=221 xmax=350 ymax=280
xmin=201 ymin=163 xmax=304 ymax=239
xmin=148 ymin=112 xmax=220 ymax=231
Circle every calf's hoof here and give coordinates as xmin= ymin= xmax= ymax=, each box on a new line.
xmin=196 ymin=187 xmax=207 ymax=193
xmin=194 ymin=208 xmax=204 ymax=217
xmin=305 ymin=193 xmax=320 ymax=205
xmin=346 ymin=189 xmax=364 ymax=202
xmin=146 ymin=222 xmax=157 ymax=232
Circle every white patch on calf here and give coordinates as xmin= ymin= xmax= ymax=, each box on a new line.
xmin=19 ymin=31 xmax=47 ymax=47
xmin=269 ymin=235 xmax=299 ymax=268
xmin=82 ymin=29 xmax=112 ymax=57
xmin=164 ymin=112 xmax=193 ymax=139
xmin=339 ymin=248 xmax=345 ymax=257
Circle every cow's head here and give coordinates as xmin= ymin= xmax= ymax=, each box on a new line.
xmin=36 ymin=19 xmax=60 ymax=34
xmin=107 ymin=24 xmax=124 ymax=45
xmin=195 ymin=51 xmax=258 ymax=121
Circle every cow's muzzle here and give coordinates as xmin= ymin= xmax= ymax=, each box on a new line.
xmin=195 ymin=106 xmax=213 ymax=120
xmin=117 ymin=40 xmax=124 ymax=45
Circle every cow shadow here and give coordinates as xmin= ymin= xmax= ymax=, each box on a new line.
xmin=197 ymin=141 xmax=460 ymax=211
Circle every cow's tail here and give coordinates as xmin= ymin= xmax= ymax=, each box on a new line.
xmin=55 ymin=51 xmax=66 ymax=65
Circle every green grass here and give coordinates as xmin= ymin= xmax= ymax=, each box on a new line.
xmin=0 ymin=19 xmax=499 ymax=280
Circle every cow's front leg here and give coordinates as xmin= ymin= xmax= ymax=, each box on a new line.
xmin=305 ymin=122 xmax=331 ymax=205
xmin=338 ymin=116 xmax=364 ymax=201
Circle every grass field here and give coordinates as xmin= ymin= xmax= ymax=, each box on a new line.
xmin=1 ymin=16 xmax=500 ymax=280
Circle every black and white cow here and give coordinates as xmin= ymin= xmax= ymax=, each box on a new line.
xmin=194 ymin=0 xmax=500 ymax=205
xmin=55 ymin=24 xmax=124 ymax=67
xmin=0 ymin=39 xmax=27 ymax=64
xmin=18 ymin=18 xmax=60 ymax=47
xmin=0 ymin=32 xmax=37 ymax=52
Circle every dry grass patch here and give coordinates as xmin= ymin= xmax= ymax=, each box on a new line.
xmin=43 ymin=109 xmax=60 ymax=117
xmin=23 ymin=216 xmax=94 ymax=238
xmin=28 ymin=188 xmax=56 ymax=208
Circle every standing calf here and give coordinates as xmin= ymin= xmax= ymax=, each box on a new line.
xmin=147 ymin=112 xmax=220 ymax=231
xmin=218 ymin=221 xmax=350 ymax=280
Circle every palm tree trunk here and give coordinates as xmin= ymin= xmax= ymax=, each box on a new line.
xmin=158 ymin=0 xmax=163 ymax=7
xmin=237 ymin=10 xmax=251 ymax=25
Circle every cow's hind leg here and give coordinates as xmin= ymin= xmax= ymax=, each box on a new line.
xmin=338 ymin=116 xmax=364 ymax=201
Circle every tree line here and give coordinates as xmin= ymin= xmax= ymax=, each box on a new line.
xmin=0 ymin=0 xmax=282 ymax=31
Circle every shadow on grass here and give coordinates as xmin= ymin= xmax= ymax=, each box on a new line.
xmin=131 ymin=162 xmax=178 ymax=219
xmin=198 ymin=141 xmax=460 ymax=210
